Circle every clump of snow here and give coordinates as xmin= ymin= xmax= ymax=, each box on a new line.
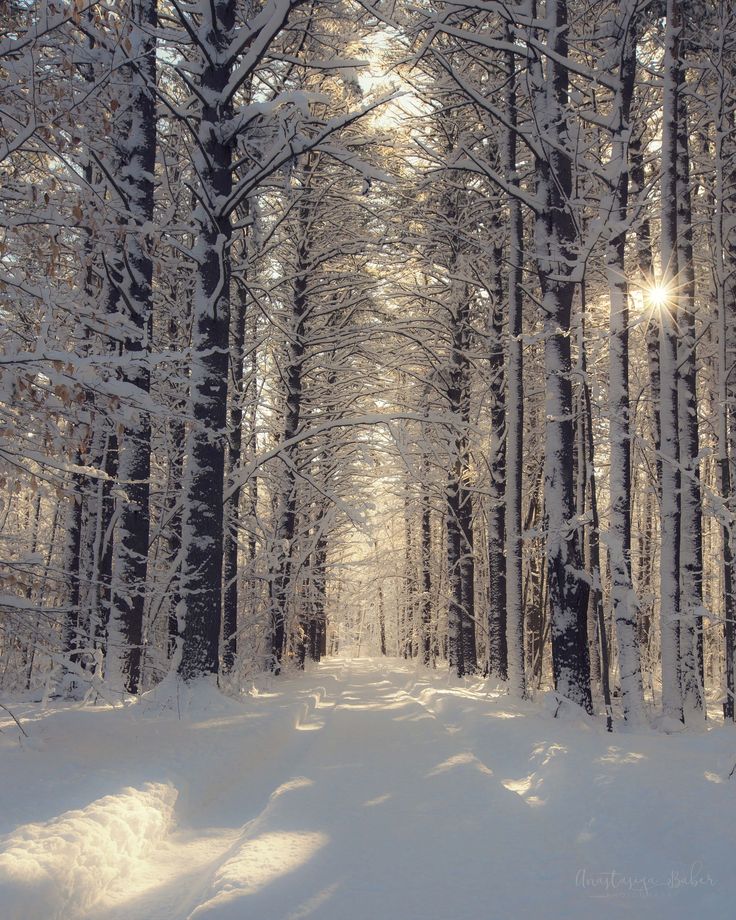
xmin=0 ymin=782 xmax=177 ymax=920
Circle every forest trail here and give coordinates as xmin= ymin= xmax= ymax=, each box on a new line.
xmin=1 ymin=658 xmax=734 ymax=920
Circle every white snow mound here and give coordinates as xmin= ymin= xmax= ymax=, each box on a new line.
xmin=0 ymin=781 xmax=177 ymax=920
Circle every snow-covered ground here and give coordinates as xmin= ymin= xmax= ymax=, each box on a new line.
xmin=0 ymin=658 xmax=734 ymax=920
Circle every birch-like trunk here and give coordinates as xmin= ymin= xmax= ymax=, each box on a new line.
xmin=606 ymin=5 xmax=644 ymax=722
xmin=503 ymin=33 xmax=526 ymax=698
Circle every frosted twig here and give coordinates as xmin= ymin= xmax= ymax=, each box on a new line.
xmin=0 ymin=701 xmax=28 ymax=737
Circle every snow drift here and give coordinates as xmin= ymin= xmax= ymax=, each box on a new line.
xmin=0 ymin=781 xmax=177 ymax=920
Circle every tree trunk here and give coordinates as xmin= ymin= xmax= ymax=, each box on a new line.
xmin=222 ymin=271 xmax=249 ymax=673
xmin=658 ymin=0 xmax=684 ymax=724
xmin=107 ymin=0 xmax=157 ymax=694
xmin=420 ymin=457 xmax=432 ymax=666
xmin=269 ymin=166 xmax=313 ymax=672
xmin=178 ymin=0 xmax=235 ymax=682
xmin=534 ymin=0 xmax=591 ymax=712
xmin=675 ymin=78 xmax=705 ymax=719
xmin=446 ymin=461 xmax=465 ymax=676
xmin=714 ymin=28 xmax=736 ymax=720
xmin=488 ymin=236 xmax=507 ymax=679
xmin=63 ymin=469 xmax=85 ymax=673
xmin=311 ymin=530 xmax=328 ymax=662
xmin=503 ymin=32 xmax=526 ymax=698
xmin=606 ymin=5 xmax=644 ymax=722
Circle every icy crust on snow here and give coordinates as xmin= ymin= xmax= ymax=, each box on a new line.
xmin=0 ymin=782 xmax=177 ymax=920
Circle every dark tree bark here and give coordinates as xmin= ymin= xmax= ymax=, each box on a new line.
xmin=420 ymin=468 xmax=432 ymax=667
xmin=446 ymin=287 xmax=477 ymax=676
xmin=311 ymin=529 xmax=328 ymax=662
xmin=675 ymin=79 xmax=705 ymax=718
xmin=178 ymin=0 xmax=235 ymax=681
xmin=108 ymin=0 xmax=157 ymax=693
xmin=63 ymin=470 xmax=84 ymax=672
xmin=658 ymin=0 xmax=684 ymax=723
xmin=487 ymin=237 xmax=507 ymax=679
xmin=533 ymin=0 xmax=591 ymax=712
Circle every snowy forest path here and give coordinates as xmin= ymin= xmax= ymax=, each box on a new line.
xmin=90 ymin=658 xmax=732 ymax=920
xmin=96 ymin=658 xmax=546 ymax=920
xmin=3 ymin=659 xmax=733 ymax=920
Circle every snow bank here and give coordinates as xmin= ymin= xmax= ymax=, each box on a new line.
xmin=139 ymin=673 xmax=245 ymax=718
xmin=0 ymin=781 xmax=177 ymax=920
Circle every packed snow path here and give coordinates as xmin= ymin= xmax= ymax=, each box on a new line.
xmin=1 ymin=659 xmax=734 ymax=919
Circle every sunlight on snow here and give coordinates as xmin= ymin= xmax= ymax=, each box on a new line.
xmin=269 ymin=777 xmax=314 ymax=799
xmin=531 ymin=743 xmax=568 ymax=766
xmin=0 ymin=783 xmax=177 ymax=919
xmin=426 ymin=752 xmax=493 ymax=777
xmin=193 ymin=831 xmax=329 ymax=913
xmin=362 ymin=793 xmax=393 ymax=807
xmin=188 ymin=714 xmax=265 ymax=731
xmin=501 ymin=775 xmax=534 ymax=795
xmin=500 ymin=774 xmax=546 ymax=809
xmin=596 ymin=747 xmax=647 ymax=766
xmin=337 ymin=700 xmax=407 ymax=711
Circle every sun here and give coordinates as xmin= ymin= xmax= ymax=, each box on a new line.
xmin=647 ymin=284 xmax=671 ymax=308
